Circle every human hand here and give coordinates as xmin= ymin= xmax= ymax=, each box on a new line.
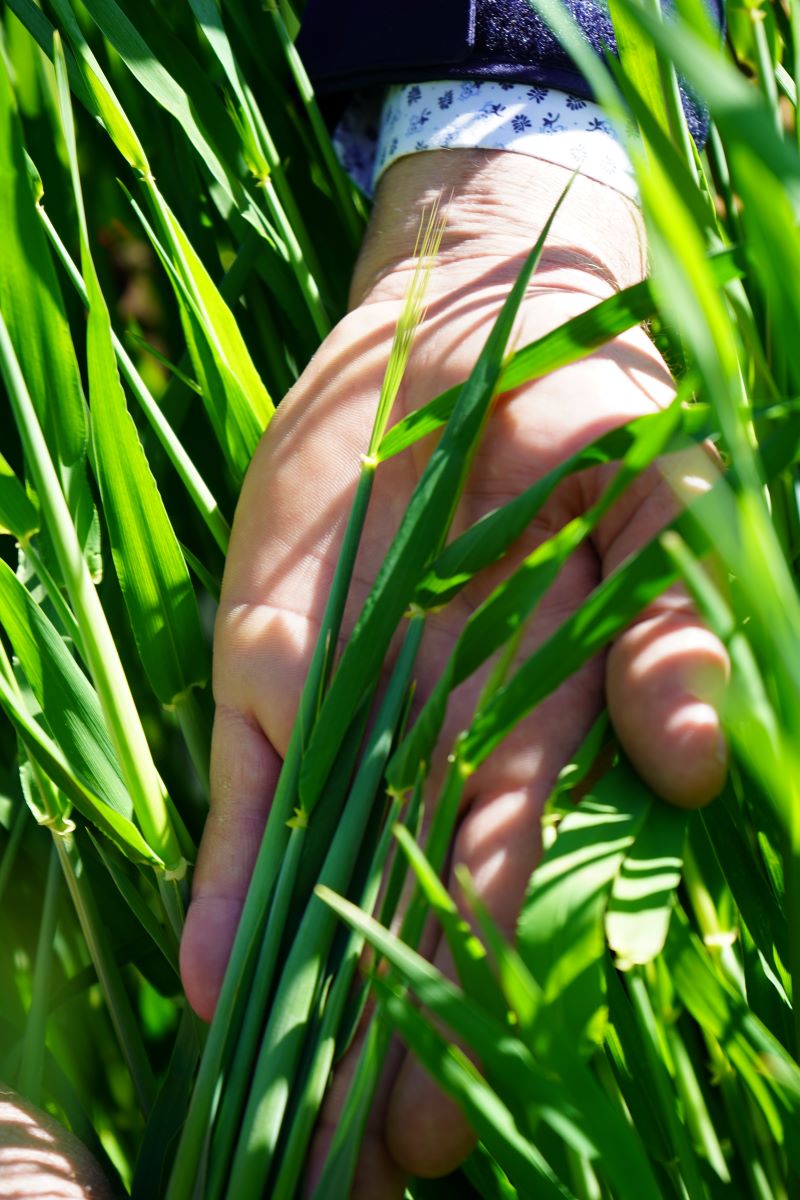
xmin=0 ymin=1083 xmax=111 ymax=1199
xmin=180 ymin=150 xmax=728 ymax=1196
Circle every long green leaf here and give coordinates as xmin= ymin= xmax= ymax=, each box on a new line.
xmin=56 ymin=33 xmax=208 ymax=709
xmin=318 ymin=885 xmax=663 ymax=1200
xmin=0 ymin=672 xmax=161 ymax=866
xmin=666 ymin=908 xmax=800 ymax=1165
xmin=389 ymin=399 xmax=689 ymax=790
xmin=0 ymin=559 xmax=130 ymax=818
xmin=129 ymin=186 xmax=273 ymax=485
xmin=605 ymin=801 xmax=688 ymax=967
xmin=74 ymin=0 xmax=277 ymax=239
xmin=0 ymin=53 xmax=99 ymax=576
xmin=377 ymin=247 xmax=740 ymax=462
xmin=0 ymin=453 xmax=38 ymax=543
xmin=373 ymin=979 xmax=574 ymax=1200
xmin=517 ymin=762 xmax=651 ymax=1051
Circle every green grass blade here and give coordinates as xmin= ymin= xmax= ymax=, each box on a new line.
xmin=5 ymin=0 xmax=93 ymax=110
xmin=0 ymin=672 xmax=162 ymax=865
xmin=701 ymin=789 xmax=789 ymax=969
xmin=517 ymin=762 xmax=651 ymax=1053
xmin=0 ymin=300 xmax=178 ymax=866
xmin=223 ymin=621 xmax=423 ymax=1199
xmin=417 ymin=397 xmax=693 ymax=611
xmin=131 ymin=1006 xmax=204 ymax=1200
xmin=90 ymin=835 xmax=180 ymax=980
xmin=0 ymin=452 xmax=38 ymax=544
xmin=377 ymin=248 xmax=739 ymax=462
xmin=605 ymin=801 xmax=688 ymax=968
xmin=393 ymin=824 xmax=509 ymax=1023
xmin=187 ymin=0 xmax=330 ymax=338
xmin=0 ymin=559 xmax=131 ymax=819
xmin=264 ymin=0 xmax=366 ymax=245
xmin=53 ymin=832 xmax=157 ymax=1115
xmin=317 ymin=886 xmax=663 ymax=1199
xmin=0 ymin=52 xmax=100 ymax=577
xmin=458 ymin=536 xmax=677 ymax=772
xmin=0 ymin=801 xmax=28 ymax=909
xmin=613 ymin=0 xmax=800 ymax=203
xmin=75 ymin=0 xmax=277 ymax=240
xmin=37 ymin=202 xmax=230 ymax=555
xmin=373 ymin=979 xmax=575 ymax=1200
xmin=389 ymin=400 xmax=688 ymax=792
xmin=57 ymin=92 xmax=209 ymax=710
xmin=130 ymin=184 xmax=273 ymax=485
xmin=456 ymin=866 xmax=542 ymax=1039
xmin=626 ymin=969 xmax=709 ymax=1198
xmin=270 ymin=790 xmax=411 ymax=1200
xmin=462 ymin=1143 xmax=521 ymax=1200
xmin=666 ymin=908 xmax=800 ymax=1167
xmin=17 ymin=841 xmax=60 ymax=1104
xmin=45 ymin=0 xmax=150 ymax=174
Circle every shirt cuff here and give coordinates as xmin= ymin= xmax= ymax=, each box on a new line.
xmin=333 ymin=80 xmax=638 ymax=201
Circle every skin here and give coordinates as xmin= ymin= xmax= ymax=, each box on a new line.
xmin=179 ymin=150 xmax=728 ymax=1198
xmin=0 ymin=1084 xmax=111 ymax=1200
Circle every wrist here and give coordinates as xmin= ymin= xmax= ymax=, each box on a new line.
xmin=349 ymin=149 xmax=646 ymax=308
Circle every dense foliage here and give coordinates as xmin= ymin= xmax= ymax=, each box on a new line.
xmin=1 ymin=0 xmax=800 ymax=1197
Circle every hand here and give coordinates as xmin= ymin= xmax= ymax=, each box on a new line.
xmin=180 ymin=151 xmax=728 ymax=1196
xmin=0 ymin=1083 xmax=111 ymax=1199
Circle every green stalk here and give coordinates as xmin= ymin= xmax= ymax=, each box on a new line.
xmin=666 ymin=1022 xmax=730 ymax=1182
xmin=751 ymin=10 xmax=781 ymax=136
xmin=17 ymin=841 xmax=60 ymax=1105
xmin=188 ymin=0 xmax=330 ymax=336
xmin=54 ymin=832 xmax=157 ymax=1115
xmin=203 ymin=698 xmax=369 ymax=1200
xmin=311 ymin=753 xmax=469 ymax=1200
xmin=643 ymin=0 xmax=698 ymax=175
xmin=566 ymin=1147 xmax=602 ymax=1200
xmin=784 ymin=817 xmax=800 ymax=1058
xmin=705 ymin=124 xmax=741 ymax=243
xmin=205 ymin=824 xmax=309 ymax=1200
xmin=627 ymin=970 xmax=707 ymax=1199
xmin=257 ymin=178 xmax=329 ymax=341
xmin=792 ymin=0 xmax=800 ymax=153
xmin=167 ymin=466 xmax=378 ymax=1200
xmin=309 ymin=1010 xmax=391 ymax=1200
xmin=0 ymin=802 xmax=27 ymax=908
xmin=0 ymin=307 xmax=181 ymax=871
xmin=171 ymin=208 xmax=441 ymax=1197
xmin=37 ymin=202 xmax=230 ymax=555
xmin=223 ymin=620 xmax=424 ymax=1199
xmin=270 ymin=792 xmax=407 ymax=1200
xmin=746 ymin=1089 xmax=791 ymax=1200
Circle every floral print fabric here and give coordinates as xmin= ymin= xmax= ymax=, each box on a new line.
xmin=334 ymin=79 xmax=637 ymax=200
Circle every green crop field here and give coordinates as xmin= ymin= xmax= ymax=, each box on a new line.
xmin=0 ymin=1 xmax=799 ymax=1197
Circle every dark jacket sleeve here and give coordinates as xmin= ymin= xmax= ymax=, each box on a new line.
xmin=297 ymin=0 xmax=721 ymax=142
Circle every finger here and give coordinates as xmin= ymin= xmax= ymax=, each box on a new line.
xmin=386 ymin=782 xmax=546 ymax=1179
xmin=594 ymin=446 xmax=729 ymax=807
xmin=180 ymin=704 xmax=282 ymax=1021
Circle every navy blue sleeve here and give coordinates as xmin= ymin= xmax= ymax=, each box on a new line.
xmin=297 ymin=0 xmax=721 ymax=142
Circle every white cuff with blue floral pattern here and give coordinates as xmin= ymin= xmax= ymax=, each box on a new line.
xmin=334 ymin=80 xmax=637 ymax=201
